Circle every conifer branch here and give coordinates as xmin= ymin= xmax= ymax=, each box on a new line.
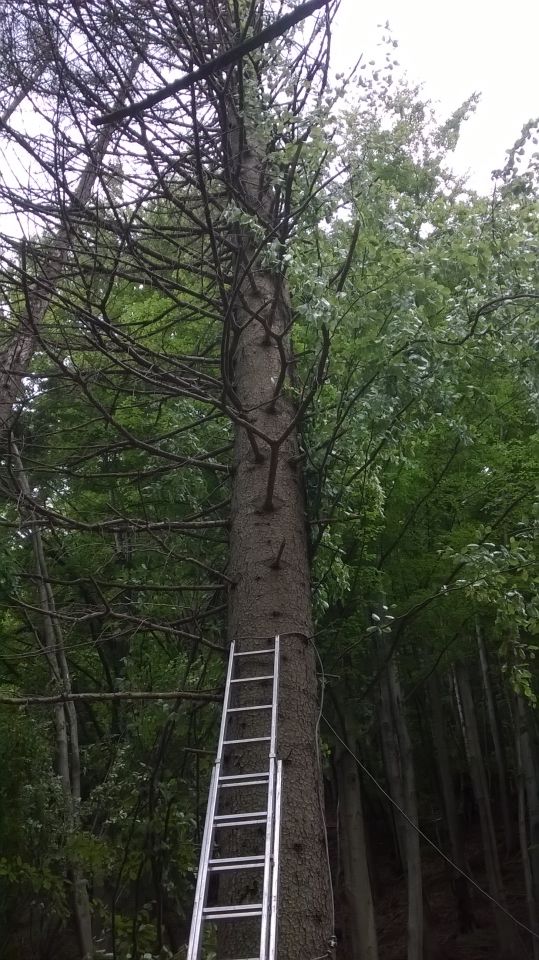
xmin=94 ymin=0 xmax=327 ymax=125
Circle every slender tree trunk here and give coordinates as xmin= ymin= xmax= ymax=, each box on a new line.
xmin=515 ymin=699 xmax=539 ymax=960
xmin=454 ymin=664 xmax=502 ymax=889
xmin=387 ymin=649 xmax=423 ymax=960
xmin=516 ymin=693 xmax=539 ymax=912
xmin=476 ymin=621 xmax=513 ymax=853
xmin=336 ymin=743 xmax=378 ymax=960
xmin=428 ymin=672 xmax=475 ymax=933
xmin=378 ymin=660 xmax=406 ymax=870
xmin=221 ymin=20 xmax=332 ymax=959
xmin=453 ymin=662 xmax=520 ymax=957
xmin=1 ymin=65 xmax=45 ymax=125
xmin=378 ymin=632 xmax=423 ymax=960
xmin=0 ymin=57 xmax=141 ymax=433
xmin=12 ymin=442 xmax=93 ymax=958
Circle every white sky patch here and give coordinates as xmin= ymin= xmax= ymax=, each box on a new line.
xmin=332 ymin=0 xmax=539 ymax=192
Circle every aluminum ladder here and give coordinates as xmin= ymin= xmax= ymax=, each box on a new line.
xmin=187 ymin=634 xmax=282 ymax=960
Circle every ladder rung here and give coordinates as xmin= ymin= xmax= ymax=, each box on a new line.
xmin=234 ymin=648 xmax=274 ymax=657
xmin=203 ymin=904 xmax=262 ymax=920
xmin=230 ymin=675 xmax=273 ymax=683
xmin=218 ymin=772 xmax=269 ymax=788
xmin=227 ymin=704 xmax=272 ymax=713
xmin=223 ymin=736 xmax=270 ymax=745
xmin=214 ymin=811 xmax=267 ymax=827
xmin=219 ymin=777 xmax=269 ymax=788
xmin=208 ymin=855 xmax=264 ymax=871
xmin=219 ymin=772 xmax=269 ymax=781
xmin=215 ymin=817 xmax=267 ymax=827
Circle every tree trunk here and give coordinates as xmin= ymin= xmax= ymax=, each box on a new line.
xmin=11 ymin=442 xmax=94 ymax=959
xmin=516 ymin=693 xmax=539 ymax=913
xmin=336 ymin=744 xmax=378 ymax=960
xmin=387 ymin=651 xmax=423 ymax=960
xmin=0 ymin=57 xmax=141 ymax=434
xmin=1 ymin=64 xmax=45 ymax=125
xmin=378 ymin=632 xmax=423 ymax=960
xmin=453 ymin=662 xmax=520 ymax=957
xmin=428 ymin=671 xmax=475 ymax=933
xmin=378 ymin=659 xmax=406 ymax=871
xmin=221 ymin=23 xmax=333 ymax=960
xmin=476 ymin=621 xmax=513 ymax=854
xmin=515 ymin=697 xmax=539 ymax=960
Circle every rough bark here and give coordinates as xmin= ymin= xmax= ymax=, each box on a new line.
xmin=336 ymin=745 xmax=378 ymax=960
xmin=476 ymin=621 xmax=513 ymax=854
xmin=221 ymin=38 xmax=332 ymax=960
xmin=224 ymin=239 xmax=332 ymax=956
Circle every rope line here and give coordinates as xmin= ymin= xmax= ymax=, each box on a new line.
xmin=324 ymin=717 xmax=539 ymax=942
xmin=311 ymin=638 xmax=337 ymax=946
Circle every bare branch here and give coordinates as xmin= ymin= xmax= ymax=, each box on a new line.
xmin=0 ymin=690 xmax=222 ymax=706
xmin=95 ymin=0 xmax=328 ymax=125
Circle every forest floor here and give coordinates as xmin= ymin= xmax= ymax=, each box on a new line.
xmin=373 ymin=827 xmax=531 ymax=960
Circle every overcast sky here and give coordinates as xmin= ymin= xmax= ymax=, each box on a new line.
xmin=331 ymin=0 xmax=538 ymax=191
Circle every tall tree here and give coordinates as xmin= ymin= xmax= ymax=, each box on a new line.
xmin=0 ymin=1 xmax=337 ymax=956
xmin=205 ymin=1 xmax=334 ymax=955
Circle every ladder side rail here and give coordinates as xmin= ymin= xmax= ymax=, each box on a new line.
xmin=259 ymin=758 xmax=277 ymax=959
xmin=186 ymin=765 xmax=218 ymax=960
xmin=268 ymin=759 xmax=283 ymax=960
xmin=216 ymin=637 xmax=238 ymax=764
xmin=269 ymin=635 xmax=280 ymax=758
xmin=259 ymin=635 xmax=280 ymax=958
xmin=186 ymin=639 xmax=237 ymax=960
